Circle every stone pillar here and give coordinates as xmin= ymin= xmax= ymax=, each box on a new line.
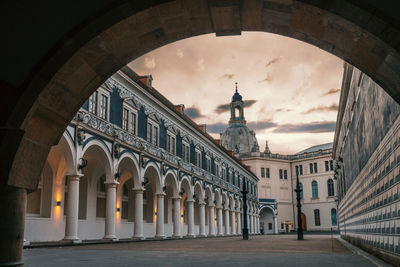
xmin=274 ymin=215 xmax=278 ymax=234
xmin=257 ymin=216 xmax=260 ymax=234
xmin=230 ymin=210 xmax=236 ymax=235
xmin=172 ymin=197 xmax=181 ymax=238
xmin=64 ymin=174 xmax=82 ymax=241
xmin=224 ymin=207 xmax=230 ymax=235
xmin=236 ymin=211 xmax=241 ymax=235
xmin=208 ymin=204 xmax=216 ymax=236
xmin=199 ymin=202 xmax=206 ymax=237
xmin=251 ymin=215 xmax=255 ymax=234
xmin=133 ymin=188 xmax=144 ymax=239
xmin=187 ymin=200 xmax=195 ymax=237
xmin=217 ymin=207 xmax=224 ymax=236
xmin=104 ymin=181 xmax=118 ymax=240
xmin=0 ymin=185 xmax=26 ymax=266
xmin=155 ymin=193 xmax=165 ymax=238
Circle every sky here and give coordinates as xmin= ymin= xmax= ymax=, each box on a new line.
xmin=128 ymin=32 xmax=343 ymax=154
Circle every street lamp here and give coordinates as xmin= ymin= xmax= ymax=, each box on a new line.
xmin=242 ymin=178 xmax=249 ymax=240
xmin=294 ymin=168 xmax=304 ymax=240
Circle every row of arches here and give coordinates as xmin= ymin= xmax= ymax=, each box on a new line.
xmin=25 ymin=134 xmax=260 ymax=242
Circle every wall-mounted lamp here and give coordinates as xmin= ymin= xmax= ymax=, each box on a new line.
xmin=142 ymin=177 xmax=150 ymax=187
xmin=56 ymin=201 xmax=61 ymax=207
xmin=181 ymin=214 xmax=184 ymax=218
xmin=155 ymin=211 xmax=158 ymax=215
xmin=116 ymin=207 xmax=120 ymax=212
xmin=78 ymin=158 xmax=88 ymax=171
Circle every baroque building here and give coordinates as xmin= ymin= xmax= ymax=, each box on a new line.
xmin=333 ymin=63 xmax=400 ymax=264
xmin=24 ymin=67 xmax=259 ymax=243
xmin=220 ymin=88 xmax=338 ymax=234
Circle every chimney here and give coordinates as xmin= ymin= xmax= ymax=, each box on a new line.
xmin=215 ymin=139 xmax=221 ymax=145
xmin=198 ymin=124 xmax=207 ymax=133
xmin=138 ymin=75 xmax=153 ymax=88
xmin=174 ymin=104 xmax=185 ymax=114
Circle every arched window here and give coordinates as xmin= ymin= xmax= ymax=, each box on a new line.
xmin=331 ymin=208 xmax=337 ymax=226
xmin=299 ymin=183 xmax=303 ymax=199
xmin=314 ymin=209 xmax=320 ymax=226
xmin=312 ymin=181 xmax=318 ymax=198
xmin=327 ymin=179 xmax=334 ymax=196
xmin=235 ymin=106 xmax=241 ymax=118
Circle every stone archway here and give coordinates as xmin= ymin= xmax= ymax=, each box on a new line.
xmin=2 ymin=0 xmax=400 ymax=264
xmin=259 ymin=205 xmax=277 ymax=235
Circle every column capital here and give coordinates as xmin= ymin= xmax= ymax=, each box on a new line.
xmin=104 ymin=180 xmax=118 ymax=187
xmin=133 ymin=188 xmax=145 ymax=193
xmin=156 ymin=193 xmax=165 ymax=197
xmin=172 ymin=196 xmax=182 ymax=200
xmin=199 ymin=201 xmax=206 ymax=206
xmin=186 ymin=199 xmax=195 ymax=203
xmin=66 ymin=173 xmax=84 ymax=181
xmin=208 ymin=204 xmax=215 ymax=207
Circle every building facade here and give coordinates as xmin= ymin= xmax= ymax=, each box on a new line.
xmin=220 ymin=90 xmax=338 ymax=234
xmin=333 ymin=63 xmax=400 ymax=264
xmin=24 ymin=67 xmax=259 ymax=243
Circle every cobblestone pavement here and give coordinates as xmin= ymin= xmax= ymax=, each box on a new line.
xmin=24 ymin=235 xmax=385 ymax=266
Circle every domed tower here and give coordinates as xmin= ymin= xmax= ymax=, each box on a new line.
xmin=221 ymin=83 xmax=260 ymax=154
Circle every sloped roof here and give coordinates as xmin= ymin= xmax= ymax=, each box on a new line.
xmin=296 ymin=142 xmax=333 ymax=154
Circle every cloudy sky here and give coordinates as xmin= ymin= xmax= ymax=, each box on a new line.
xmin=128 ymin=32 xmax=343 ymax=154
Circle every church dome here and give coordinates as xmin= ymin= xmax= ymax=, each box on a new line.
xmin=221 ymin=124 xmax=259 ymax=153
xmin=220 ymin=83 xmax=260 ymax=154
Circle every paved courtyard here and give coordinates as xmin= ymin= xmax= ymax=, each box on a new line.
xmin=24 ymin=235 xmax=388 ymax=266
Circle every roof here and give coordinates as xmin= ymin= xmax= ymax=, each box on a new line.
xmin=296 ymin=142 xmax=333 ymax=154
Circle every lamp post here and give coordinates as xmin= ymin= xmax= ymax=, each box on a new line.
xmin=242 ymin=178 xmax=249 ymax=240
xmin=294 ymin=169 xmax=303 ymax=240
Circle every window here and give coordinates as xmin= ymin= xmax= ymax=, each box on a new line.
xmin=279 ymin=169 xmax=283 ymax=179
xmin=327 ymin=179 xmax=334 ymax=196
xmin=325 ymin=161 xmax=329 ymax=172
xmin=309 ymin=163 xmax=313 ymax=174
xmin=89 ymin=91 xmax=98 ymax=115
xmin=314 ymin=209 xmax=320 ymax=226
xmin=206 ymin=157 xmax=211 ymax=172
xmin=284 ymin=170 xmax=288 ymax=179
xmin=166 ymin=133 xmax=176 ymax=154
xmin=121 ymin=183 xmax=129 ymax=220
xmin=123 ymin=108 xmax=129 ymax=130
xmin=195 ymin=149 xmax=201 ymax=167
xmin=331 ymin=208 xmax=337 ymax=226
xmin=295 ymin=165 xmax=299 ymax=176
xmin=266 ymin=168 xmax=270 ymax=178
xmin=268 ymin=223 xmax=272 ymax=230
xmin=299 ymin=165 xmax=303 ymax=175
xmin=299 ymin=182 xmax=303 ymax=199
xmin=329 ymin=160 xmax=334 ymax=171
xmin=129 ymin=112 xmax=136 ymax=134
xmin=312 ymin=181 xmax=318 ymax=198
xmin=222 ymin=167 xmax=226 ymax=180
xmin=182 ymin=142 xmax=190 ymax=162
xmin=99 ymin=94 xmax=108 ymax=120
xmin=261 ymin=167 xmax=265 ymax=178
xmin=96 ymin=176 xmax=106 ymax=218
xmin=314 ymin=162 xmax=318 ymax=173
xmin=147 ymin=122 xmax=159 ymax=146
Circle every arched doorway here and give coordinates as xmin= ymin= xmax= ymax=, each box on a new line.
xmin=2 ymin=1 xmax=400 ymax=265
xmin=259 ymin=206 xmax=276 ymax=234
xmin=301 ymin=213 xmax=307 ymax=231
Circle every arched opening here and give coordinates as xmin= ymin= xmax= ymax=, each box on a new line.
xmin=193 ymin=182 xmax=204 ymax=236
xmin=164 ymin=172 xmax=178 ymax=237
xmin=301 ymin=213 xmax=307 ymax=231
xmin=179 ymin=177 xmax=193 ymax=237
xmin=234 ymin=106 xmax=241 ymax=118
xmin=259 ymin=206 xmax=275 ymax=234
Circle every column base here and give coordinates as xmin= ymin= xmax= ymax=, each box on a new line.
xmin=132 ymin=235 xmax=145 ymax=240
xmin=217 ymin=233 xmax=224 ymax=236
xmin=187 ymin=234 xmax=195 ymax=238
xmin=208 ymin=234 xmax=216 ymax=237
xmin=172 ymin=234 xmax=182 ymax=238
xmin=23 ymin=240 xmax=30 ymax=246
xmin=155 ymin=235 xmax=166 ymax=239
xmin=63 ymin=237 xmax=82 ymax=243
xmin=199 ymin=234 xmax=207 ymax=237
xmin=103 ymin=235 xmax=118 ymax=241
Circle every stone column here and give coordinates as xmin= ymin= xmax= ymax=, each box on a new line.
xmin=133 ymin=188 xmax=144 ymax=239
xmin=155 ymin=193 xmax=165 ymax=238
xmin=64 ymin=174 xmax=82 ymax=241
xmin=217 ymin=207 xmax=224 ymax=236
xmin=257 ymin=216 xmax=260 ymax=234
xmin=187 ymin=200 xmax=195 ymax=237
xmin=231 ymin=210 xmax=236 ymax=235
xmin=199 ymin=202 xmax=206 ymax=237
xmin=251 ymin=215 xmax=255 ymax=234
xmin=208 ymin=204 xmax=216 ymax=236
xmin=274 ymin=215 xmax=278 ymax=234
xmin=104 ymin=181 xmax=118 ymax=240
xmin=224 ymin=207 xmax=230 ymax=235
xmin=0 ymin=185 xmax=26 ymax=266
xmin=236 ymin=210 xmax=241 ymax=235
xmin=172 ymin=197 xmax=181 ymax=238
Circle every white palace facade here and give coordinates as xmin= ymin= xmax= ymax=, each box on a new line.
xmin=24 ymin=67 xmax=260 ymax=243
xmin=220 ymin=88 xmax=338 ymax=234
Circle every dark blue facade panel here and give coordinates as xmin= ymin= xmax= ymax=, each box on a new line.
xmin=109 ymin=88 xmax=123 ymax=127
xmin=159 ymin=120 xmax=166 ymax=149
xmin=138 ymin=107 xmax=147 ymax=139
